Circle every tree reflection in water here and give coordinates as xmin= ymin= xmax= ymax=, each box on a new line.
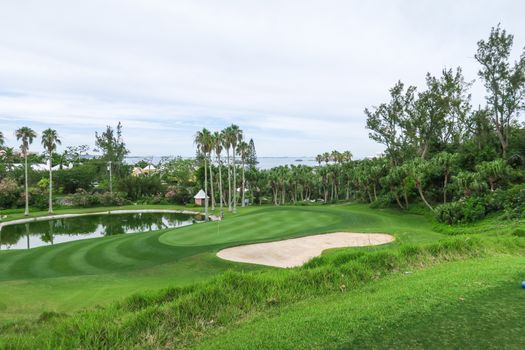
xmin=0 ymin=212 xmax=196 ymax=250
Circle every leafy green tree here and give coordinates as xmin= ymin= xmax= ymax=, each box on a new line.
xmin=246 ymin=138 xmax=258 ymax=167
xmin=407 ymin=68 xmax=471 ymax=159
xmin=475 ymin=25 xmax=525 ymax=158
xmin=433 ymin=152 xmax=459 ymax=203
xmin=365 ymin=81 xmax=416 ymax=164
xmin=476 ymin=159 xmax=508 ymax=191
xmin=15 ymin=127 xmax=37 ymax=216
xmin=452 ymin=171 xmax=487 ymax=198
xmin=41 ymin=128 xmax=61 ymax=214
xmin=95 ymin=122 xmax=129 ymax=191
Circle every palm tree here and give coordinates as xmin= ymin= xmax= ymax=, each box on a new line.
xmin=237 ymin=140 xmax=249 ymax=207
xmin=224 ymin=125 xmax=242 ymax=213
xmin=222 ymin=127 xmax=233 ymax=212
xmin=230 ymin=125 xmax=243 ymax=213
xmin=213 ymin=131 xmax=224 ymax=217
xmin=476 ymin=159 xmax=508 ymax=191
xmin=41 ymin=129 xmax=61 ymax=214
xmin=16 ymin=127 xmax=37 ymax=216
xmin=194 ymin=128 xmax=212 ymax=221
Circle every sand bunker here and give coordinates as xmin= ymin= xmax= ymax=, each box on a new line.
xmin=217 ymin=232 xmax=394 ymax=268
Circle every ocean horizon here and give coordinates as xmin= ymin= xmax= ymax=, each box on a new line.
xmin=124 ymin=156 xmax=318 ymax=170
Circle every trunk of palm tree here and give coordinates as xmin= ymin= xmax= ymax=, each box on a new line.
xmin=209 ymin=154 xmax=215 ymax=211
xmin=217 ymin=154 xmax=224 ymax=217
xmin=48 ymin=157 xmax=53 ymax=214
xmin=226 ymin=149 xmax=232 ymax=212
xmin=416 ymin=182 xmax=434 ymax=212
xmin=241 ymin=159 xmax=246 ymax=207
xmin=393 ymin=189 xmax=404 ymax=209
xmin=443 ymin=171 xmax=449 ymax=204
xmin=232 ymin=146 xmax=237 ymax=213
xmin=24 ymin=154 xmax=29 ymax=216
xmin=204 ymin=157 xmax=209 ymax=221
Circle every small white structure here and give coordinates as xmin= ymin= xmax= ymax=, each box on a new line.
xmin=194 ymin=189 xmax=209 ymax=206
xmin=143 ymin=164 xmax=157 ymax=174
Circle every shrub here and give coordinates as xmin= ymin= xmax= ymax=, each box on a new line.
xmin=512 ymin=228 xmax=525 ymax=237
xmin=63 ymin=189 xmax=129 ymax=208
xmin=0 ymin=178 xmax=20 ymax=209
xmin=435 ymin=196 xmax=486 ymax=224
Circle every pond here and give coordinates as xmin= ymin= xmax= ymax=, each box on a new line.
xmin=0 ymin=212 xmax=200 ymax=250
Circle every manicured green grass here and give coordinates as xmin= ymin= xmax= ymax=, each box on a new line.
xmin=0 ymin=203 xmax=439 ymax=324
xmin=197 ymin=255 xmax=525 ymax=350
xmin=2 ymin=235 xmax=524 ymax=349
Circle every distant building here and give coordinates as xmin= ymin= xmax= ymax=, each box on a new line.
xmin=131 ymin=164 xmax=157 ymax=176
xmin=131 ymin=167 xmax=144 ymax=177
xmin=194 ymin=189 xmax=209 ymax=206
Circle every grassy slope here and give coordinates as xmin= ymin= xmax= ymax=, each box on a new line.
xmin=0 ymin=204 xmax=439 ymax=324
xmin=2 ymin=235 xmax=524 ymax=349
xmin=197 ymin=255 xmax=525 ymax=350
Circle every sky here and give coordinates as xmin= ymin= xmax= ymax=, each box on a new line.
xmin=0 ymin=0 xmax=524 ymax=158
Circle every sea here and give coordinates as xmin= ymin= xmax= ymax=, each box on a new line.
xmin=124 ymin=156 xmax=318 ymax=170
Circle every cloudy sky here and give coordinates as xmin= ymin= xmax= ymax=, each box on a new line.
xmin=0 ymin=1 xmax=524 ymax=157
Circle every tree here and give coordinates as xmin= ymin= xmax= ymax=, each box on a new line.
xmin=433 ymin=152 xmax=459 ymax=203
xmin=194 ymin=128 xmax=212 ymax=221
xmin=237 ymin=141 xmax=249 ymax=207
xmin=365 ymin=81 xmax=416 ymax=164
xmin=475 ymin=25 xmax=525 ymax=158
xmin=476 ymin=159 xmax=508 ymax=191
xmin=222 ymin=127 xmax=233 ymax=212
xmin=212 ymin=131 xmax=225 ymax=217
xmin=227 ymin=124 xmax=243 ymax=213
xmin=246 ymin=138 xmax=258 ymax=167
xmin=406 ymin=68 xmax=471 ymax=159
xmin=0 ymin=131 xmax=4 ymax=147
xmin=408 ymin=158 xmax=435 ymax=212
xmin=453 ymin=171 xmax=486 ymax=197
xmin=41 ymin=128 xmax=61 ymax=214
xmin=15 ymin=127 xmax=37 ymax=216
xmin=95 ymin=122 xmax=129 ymax=192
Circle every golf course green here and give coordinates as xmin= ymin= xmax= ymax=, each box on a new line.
xmin=1 ymin=203 xmax=524 ymax=349
xmin=0 ymin=204 xmax=435 ymax=323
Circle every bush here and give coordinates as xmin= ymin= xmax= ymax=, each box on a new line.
xmin=63 ymin=189 xmax=129 ymax=208
xmin=435 ymin=196 xmax=486 ymax=224
xmin=512 ymin=228 xmax=525 ymax=237
xmin=117 ymin=176 xmax=163 ymax=201
xmin=0 ymin=178 xmax=20 ymax=209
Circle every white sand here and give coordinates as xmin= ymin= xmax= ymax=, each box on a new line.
xmin=217 ymin=232 xmax=395 ymax=268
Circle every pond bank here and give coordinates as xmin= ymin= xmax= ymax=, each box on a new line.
xmin=0 ymin=209 xmax=221 ymax=229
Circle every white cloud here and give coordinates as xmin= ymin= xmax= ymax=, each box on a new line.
xmin=0 ymin=0 xmax=524 ymax=156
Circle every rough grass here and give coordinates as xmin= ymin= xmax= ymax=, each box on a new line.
xmin=1 ymin=235 xmax=524 ymax=349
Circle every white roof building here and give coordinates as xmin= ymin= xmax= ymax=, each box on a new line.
xmin=194 ymin=189 xmax=209 ymax=199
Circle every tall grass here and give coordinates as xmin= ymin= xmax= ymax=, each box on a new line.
xmin=2 ymin=235 xmax=525 ymax=349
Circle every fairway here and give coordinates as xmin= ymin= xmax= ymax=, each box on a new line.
xmin=0 ymin=204 xmax=439 ymax=324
